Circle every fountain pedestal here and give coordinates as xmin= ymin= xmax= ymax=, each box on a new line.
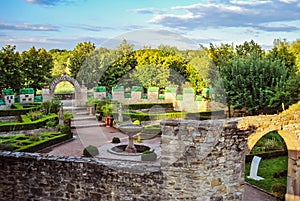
xmin=118 ymin=124 xmax=143 ymax=153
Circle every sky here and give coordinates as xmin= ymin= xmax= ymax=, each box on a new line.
xmin=0 ymin=0 xmax=300 ymax=51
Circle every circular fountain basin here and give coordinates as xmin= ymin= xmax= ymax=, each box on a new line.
xmin=108 ymin=142 xmax=152 ymax=156
xmin=118 ymin=124 xmax=143 ymax=137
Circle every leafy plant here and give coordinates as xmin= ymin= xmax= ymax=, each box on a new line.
xmin=271 ymin=183 xmax=286 ymax=200
xmin=46 ymin=120 xmax=57 ymax=128
xmin=83 ymin=145 xmax=99 ymax=157
xmin=58 ymin=125 xmax=72 ymax=136
xmin=86 ymin=97 xmax=99 ymax=107
xmin=111 ymin=137 xmax=121 ymax=143
xmin=27 ymin=110 xmax=44 ymax=121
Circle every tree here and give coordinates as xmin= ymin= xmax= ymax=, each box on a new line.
xmin=220 ymin=53 xmax=289 ymax=115
xmin=21 ymin=47 xmax=53 ymax=92
xmin=69 ymin=42 xmax=95 ymax=78
xmin=0 ymin=45 xmax=22 ymax=92
xmin=49 ymin=49 xmax=72 ymax=77
xmin=130 ymin=64 xmax=171 ymax=88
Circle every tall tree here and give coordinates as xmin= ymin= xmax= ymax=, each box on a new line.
xmin=69 ymin=42 xmax=95 ymax=78
xmin=21 ymin=47 xmax=53 ymax=92
xmin=0 ymin=45 xmax=22 ymax=92
xmin=49 ymin=49 xmax=72 ymax=77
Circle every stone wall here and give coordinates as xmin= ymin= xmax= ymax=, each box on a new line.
xmin=161 ymin=119 xmax=251 ymax=201
xmin=0 ymin=118 xmax=254 ymax=201
xmin=0 ymin=152 xmax=166 ymax=201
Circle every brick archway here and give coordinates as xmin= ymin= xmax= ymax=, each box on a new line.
xmin=238 ymin=107 xmax=300 ymax=201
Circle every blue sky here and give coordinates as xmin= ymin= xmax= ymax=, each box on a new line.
xmin=0 ymin=0 xmax=300 ymax=51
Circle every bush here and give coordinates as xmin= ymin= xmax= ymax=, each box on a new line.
xmin=111 ymin=137 xmax=121 ymax=143
xmin=58 ymin=125 xmax=72 ymax=136
xmin=141 ymin=150 xmax=157 ymax=161
xmin=83 ymin=145 xmax=99 ymax=157
xmin=271 ymin=183 xmax=286 ymax=200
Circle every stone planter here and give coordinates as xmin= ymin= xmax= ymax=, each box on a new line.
xmin=141 ymin=152 xmax=157 ymax=161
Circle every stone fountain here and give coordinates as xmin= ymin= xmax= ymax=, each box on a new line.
xmin=118 ymin=123 xmax=143 ymax=153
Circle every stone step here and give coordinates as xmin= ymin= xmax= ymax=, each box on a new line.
xmin=72 ymin=116 xmax=96 ymax=121
xmin=71 ymin=122 xmax=105 ymax=128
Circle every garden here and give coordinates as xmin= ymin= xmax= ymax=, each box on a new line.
xmin=245 ymin=131 xmax=288 ymax=200
xmin=0 ymin=97 xmax=73 ymax=153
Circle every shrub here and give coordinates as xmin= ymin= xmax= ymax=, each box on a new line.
xmin=141 ymin=150 xmax=157 ymax=161
xmin=83 ymin=145 xmax=99 ymax=157
xmin=27 ymin=110 xmax=44 ymax=121
xmin=112 ymin=137 xmax=121 ymax=143
xmin=46 ymin=120 xmax=57 ymax=128
xmin=271 ymin=183 xmax=286 ymax=200
xmin=58 ymin=125 xmax=72 ymax=136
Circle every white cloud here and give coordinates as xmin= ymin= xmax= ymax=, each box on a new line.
xmin=147 ymin=0 xmax=300 ymax=32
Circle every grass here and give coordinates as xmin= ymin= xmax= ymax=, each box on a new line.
xmin=245 ymin=156 xmax=288 ymax=193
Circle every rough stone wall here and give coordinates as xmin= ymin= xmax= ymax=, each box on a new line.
xmin=0 ymin=152 xmax=166 ymax=201
xmin=160 ymin=119 xmax=251 ymax=201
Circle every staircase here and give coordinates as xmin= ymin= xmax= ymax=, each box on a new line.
xmin=62 ymin=100 xmax=105 ymax=129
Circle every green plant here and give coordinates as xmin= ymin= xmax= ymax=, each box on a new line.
xmin=83 ymin=145 xmax=99 ymax=157
xmin=46 ymin=120 xmax=57 ymax=128
xmin=112 ymin=137 xmax=121 ymax=143
xmin=87 ymin=97 xmax=99 ymax=107
xmin=102 ymin=103 xmax=113 ymax=117
xmin=271 ymin=183 xmax=286 ymax=200
xmin=41 ymin=101 xmax=52 ymax=115
xmin=141 ymin=149 xmax=157 ymax=161
xmin=63 ymin=111 xmax=74 ymax=122
xmin=27 ymin=110 xmax=44 ymax=121
xmin=50 ymin=97 xmax=61 ymax=114
xmin=30 ymin=133 xmax=40 ymax=141
xmin=58 ymin=125 xmax=72 ymax=136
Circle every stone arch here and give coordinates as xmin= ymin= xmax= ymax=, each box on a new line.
xmin=49 ymin=75 xmax=81 ymax=94
xmin=238 ymin=110 xmax=300 ymax=201
xmin=42 ymin=75 xmax=87 ymax=107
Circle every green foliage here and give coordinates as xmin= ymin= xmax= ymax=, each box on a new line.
xmin=111 ymin=137 xmax=121 ymax=143
xmin=21 ymin=46 xmax=53 ymax=92
xmin=83 ymin=145 xmax=99 ymax=157
xmin=69 ymin=42 xmax=95 ymax=78
xmin=58 ymin=125 xmax=72 ymax=136
xmin=63 ymin=111 xmax=74 ymax=122
xmin=27 ymin=110 xmax=44 ymax=121
xmin=245 ymin=156 xmax=287 ymax=193
xmin=45 ymin=120 xmax=57 ymax=128
xmin=251 ymin=131 xmax=286 ymax=154
xmin=0 ymin=132 xmax=71 ymax=152
xmin=0 ymin=113 xmax=58 ymax=132
xmin=86 ymin=96 xmax=98 ymax=106
xmin=271 ymin=183 xmax=286 ymax=200
xmin=0 ymin=45 xmax=22 ymax=92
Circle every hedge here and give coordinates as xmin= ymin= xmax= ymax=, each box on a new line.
xmin=0 ymin=103 xmax=41 ymax=116
xmin=0 ymin=114 xmax=58 ymax=132
xmin=127 ymin=103 xmax=173 ymax=110
xmin=14 ymin=132 xmax=72 ymax=153
xmin=245 ymin=150 xmax=287 ymax=163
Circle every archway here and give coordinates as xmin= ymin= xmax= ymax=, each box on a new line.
xmin=42 ymin=75 xmax=87 ymax=107
xmin=238 ymin=109 xmax=300 ymax=201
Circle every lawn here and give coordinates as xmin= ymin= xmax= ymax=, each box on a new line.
xmin=245 ymin=155 xmax=287 ymax=193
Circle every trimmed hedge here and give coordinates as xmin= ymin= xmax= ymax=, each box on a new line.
xmin=127 ymin=103 xmax=173 ymax=110
xmin=0 ymin=103 xmax=41 ymax=116
xmin=245 ymin=150 xmax=287 ymax=163
xmin=0 ymin=114 xmax=58 ymax=132
xmin=14 ymin=132 xmax=72 ymax=152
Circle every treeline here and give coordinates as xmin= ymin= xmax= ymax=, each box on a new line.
xmin=1 ymin=39 xmax=300 ymax=115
